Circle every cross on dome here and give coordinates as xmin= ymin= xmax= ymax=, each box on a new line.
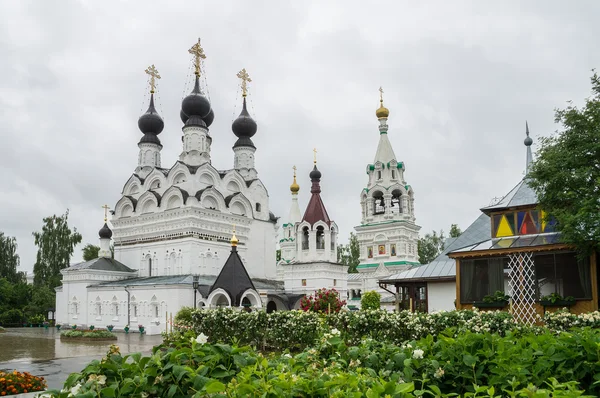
xmin=102 ymin=204 xmax=110 ymax=222
xmin=188 ymin=38 xmax=206 ymax=77
xmin=236 ymin=68 xmax=252 ymax=97
xmin=313 ymin=148 xmax=317 ymax=164
xmin=144 ymin=64 xmax=161 ymax=94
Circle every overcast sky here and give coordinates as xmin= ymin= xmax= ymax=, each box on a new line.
xmin=1 ymin=0 xmax=599 ymax=274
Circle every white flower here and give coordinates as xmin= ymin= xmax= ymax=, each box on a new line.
xmin=434 ymin=367 xmax=445 ymax=379
xmin=97 ymin=375 xmax=107 ymax=385
xmin=195 ymin=333 xmax=208 ymax=344
xmin=330 ymin=328 xmax=340 ymax=336
xmin=69 ymin=383 xmax=82 ymax=396
xmin=412 ymin=349 xmax=424 ymax=359
xmin=283 ymin=353 xmax=292 ymax=358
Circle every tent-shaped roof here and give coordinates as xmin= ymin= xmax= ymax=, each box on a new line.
xmin=480 ymin=178 xmax=538 ymax=214
xmin=208 ymin=245 xmax=256 ymax=307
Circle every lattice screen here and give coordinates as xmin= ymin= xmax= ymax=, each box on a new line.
xmin=507 ymin=252 xmax=537 ymax=325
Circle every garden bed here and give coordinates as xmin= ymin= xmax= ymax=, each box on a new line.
xmin=60 ymin=330 xmax=117 ymax=341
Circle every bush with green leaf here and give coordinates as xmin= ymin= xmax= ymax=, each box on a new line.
xmin=61 ymin=330 xmax=116 ymax=339
xmin=44 ymin=328 xmax=600 ymax=397
xmin=360 ymin=290 xmax=381 ymax=310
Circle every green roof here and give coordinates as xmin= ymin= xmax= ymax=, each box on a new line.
xmin=356 ymin=260 xmax=420 ymax=269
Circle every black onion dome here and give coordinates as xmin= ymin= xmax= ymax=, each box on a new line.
xmin=232 ymin=98 xmax=257 ymax=138
xmin=203 ymin=108 xmax=214 ymax=127
xmin=138 ymin=94 xmax=164 ymax=135
xmin=98 ymin=223 xmax=112 ymax=239
xmin=139 ymin=133 xmax=162 ymax=146
xmin=310 ymin=164 xmax=321 ymax=180
xmin=181 ymin=76 xmax=211 ymax=120
xmin=180 ymin=109 xmax=189 ymax=124
xmin=234 ymin=136 xmax=255 ymax=149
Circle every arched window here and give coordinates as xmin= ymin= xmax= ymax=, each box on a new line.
xmin=377 ymin=170 xmax=382 ymax=180
xmin=316 ymin=226 xmax=325 ymax=249
xmin=391 ymin=189 xmax=402 ymax=214
xmin=255 ymin=203 xmax=261 ymax=212
xmin=373 ymin=191 xmax=385 ymax=215
xmin=148 ymin=257 xmax=152 ymax=276
xmin=330 ymin=227 xmax=336 ymax=250
xmin=302 ymin=227 xmax=309 ymax=250
xmin=391 ymin=169 xmax=396 ymax=179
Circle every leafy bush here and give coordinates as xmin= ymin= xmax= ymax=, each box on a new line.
xmin=44 ymin=329 xmax=600 ymax=397
xmin=0 ymin=309 xmax=22 ymax=325
xmin=300 ymin=288 xmax=346 ymax=313
xmin=61 ymin=330 xmax=116 ymax=339
xmin=361 ymin=290 xmax=381 ymax=310
xmin=28 ymin=314 xmax=45 ymax=324
xmin=0 ymin=326 xmax=5 ymax=332
xmin=540 ymin=292 xmax=575 ymax=303
xmin=174 ymin=306 xmax=193 ymax=325
xmin=543 ymin=309 xmax=600 ymax=330
xmin=482 ymin=290 xmax=510 ymax=303
xmin=0 ymin=370 xmax=46 ymax=395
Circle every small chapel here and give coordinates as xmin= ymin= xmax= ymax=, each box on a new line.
xmin=55 ymin=39 xmax=347 ymax=334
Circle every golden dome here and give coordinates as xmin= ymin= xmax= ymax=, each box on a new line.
xmin=290 ymin=166 xmax=300 ymax=193
xmin=376 ymin=100 xmax=389 ymax=119
xmin=231 ymin=225 xmax=239 ymax=247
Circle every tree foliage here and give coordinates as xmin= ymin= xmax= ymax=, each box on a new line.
xmin=449 ymin=224 xmax=462 ymax=238
xmin=361 ymin=290 xmax=381 ymax=310
xmin=32 ymin=210 xmax=82 ymax=289
xmin=337 ymin=232 xmax=360 ymax=273
xmin=82 ymin=244 xmax=100 ymax=262
xmin=0 ymin=232 xmax=24 ymax=284
xmin=418 ymin=230 xmax=445 ymax=264
xmin=528 ymin=72 xmax=600 ymax=255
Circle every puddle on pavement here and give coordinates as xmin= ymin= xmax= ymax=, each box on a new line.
xmin=0 ymin=327 xmax=163 ymax=362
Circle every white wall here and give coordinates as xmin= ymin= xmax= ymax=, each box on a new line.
xmin=427 ymin=281 xmax=456 ymax=312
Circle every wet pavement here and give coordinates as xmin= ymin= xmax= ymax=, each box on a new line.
xmin=0 ymin=328 xmax=162 ymax=390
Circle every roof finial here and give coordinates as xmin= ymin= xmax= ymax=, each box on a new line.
xmin=231 ymin=224 xmax=239 ymax=247
xmin=524 ymin=121 xmax=533 ymax=174
xmin=376 ymin=86 xmax=390 ymax=119
xmin=290 ymin=165 xmax=300 ymax=193
xmin=102 ymin=204 xmax=110 ymax=222
xmin=145 ymin=64 xmax=161 ymax=94
xmin=236 ymin=68 xmax=252 ymax=98
xmin=188 ymin=38 xmax=206 ymax=77
xmin=313 ymin=148 xmax=317 ymax=165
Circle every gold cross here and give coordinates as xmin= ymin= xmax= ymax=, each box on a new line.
xmin=313 ymin=148 xmax=317 ymax=164
xmin=145 ymin=64 xmax=161 ymax=94
xmin=292 ymin=165 xmax=297 ymax=178
xmin=236 ymin=68 xmax=252 ymax=97
xmin=188 ymin=38 xmax=206 ymax=76
xmin=379 ymin=86 xmax=384 ymax=102
xmin=102 ymin=205 xmax=110 ymax=222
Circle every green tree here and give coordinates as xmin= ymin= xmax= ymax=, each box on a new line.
xmin=361 ymin=290 xmax=381 ymax=310
xmin=449 ymin=224 xmax=462 ymax=238
xmin=32 ymin=210 xmax=82 ymax=289
xmin=417 ymin=230 xmax=445 ymax=264
xmin=529 ymin=72 xmax=600 ymax=256
xmin=26 ymin=285 xmax=56 ymax=318
xmin=82 ymin=244 xmax=100 ymax=261
xmin=337 ymin=232 xmax=360 ymax=273
xmin=0 ymin=232 xmax=24 ymax=284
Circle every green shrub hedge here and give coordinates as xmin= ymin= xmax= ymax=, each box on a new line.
xmin=45 ymin=328 xmax=600 ymax=397
xmin=61 ymin=330 xmax=116 ymax=339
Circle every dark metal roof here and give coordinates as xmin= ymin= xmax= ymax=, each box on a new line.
xmin=92 ymin=274 xmax=194 ymax=287
xmin=209 ymin=246 xmax=256 ymax=307
xmin=67 ymin=257 xmax=136 ymax=273
xmin=481 ymin=178 xmax=538 ymax=213
xmin=302 ymin=165 xmax=331 ymax=226
xmin=451 ymin=232 xmax=561 ymax=254
xmin=381 ymin=213 xmax=491 ymax=283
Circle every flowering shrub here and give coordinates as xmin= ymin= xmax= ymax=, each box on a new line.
xmin=61 ymin=330 xmax=116 ymax=339
xmin=43 ymin=328 xmax=600 ymax=397
xmin=360 ymin=290 xmax=381 ymax=310
xmin=543 ymin=309 xmax=600 ymax=330
xmin=300 ymin=288 xmax=346 ymax=313
xmin=0 ymin=370 xmax=46 ymax=395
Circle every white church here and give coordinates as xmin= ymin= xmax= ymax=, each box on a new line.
xmin=55 ymin=39 xmax=418 ymax=333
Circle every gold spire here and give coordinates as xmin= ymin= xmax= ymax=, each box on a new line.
xmin=376 ymin=86 xmax=390 ymax=119
xmin=188 ymin=38 xmax=206 ymax=77
xmin=102 ymin=204 xmax=110 ymax=222
xmin=236 ymin=68 xmax=252 ymax=97
xmin=290 ymin=165 xmax=300 ymax=193
xmin=313 ymin=148 xmax=317 ymax=164
xmin=231 ymin=225 xmax=239 ymax=247
xmin=145 ymin=64 xmax=161 ymax=94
